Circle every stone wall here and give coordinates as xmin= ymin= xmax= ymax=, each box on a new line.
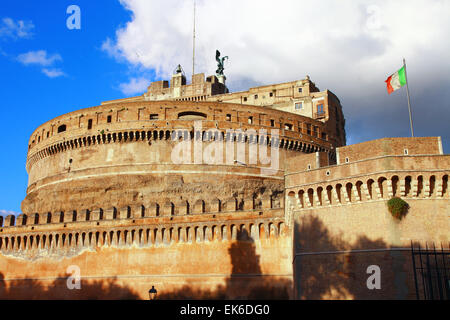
xmin=286 ymin=137 xmax=450 ymax=299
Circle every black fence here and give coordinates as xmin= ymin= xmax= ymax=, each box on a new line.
xmin=411 ymin=241 xmax=450 ymax=300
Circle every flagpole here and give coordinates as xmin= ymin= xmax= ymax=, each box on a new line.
xmin=403 ymin=58 xmax=414 ymax=137
xmin=192 ymin=0 xmax=196 ymax=77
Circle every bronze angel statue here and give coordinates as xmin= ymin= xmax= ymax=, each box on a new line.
xmin=215 ymin=50 xmax=228 ymax=76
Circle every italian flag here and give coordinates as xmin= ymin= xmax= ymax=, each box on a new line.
xmin=385 ymin=65 xmax=407 ymax=94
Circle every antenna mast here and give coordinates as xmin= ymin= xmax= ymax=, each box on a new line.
xmin=192 ymin=0 xmax=196 ymax=76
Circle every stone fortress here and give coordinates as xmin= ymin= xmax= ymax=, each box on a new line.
xmin=0 ymin=67 xmax=448 ymax=299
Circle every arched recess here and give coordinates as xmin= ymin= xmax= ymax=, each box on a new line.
xmin=377 ymin=177 xmax=387 ymax=198
xmin=391 ymin=176 xmax=399 ymax=197
xmin=306 ymin=188 xmax=313 ymax=206
xmin=326 ymin=185 xmax=333 ymax=205
xmin=355 ymin=181 xmax=363 ymax=201
xmin=317 ymin=187 xmax=323 ymax=206
xmin=405 ymin=176 xmax=412 ymax=197
xmin=442 ymin=175 xmax=448 ymax=197
xmin=429 ymin=175 xmax=436 ymax=197
xmin=417 ymin=175 xmax=424 ymax=197
xmin=345 ymin=182 xmax=353 ymax=202
xmin=335 ymin=184 xmax=342 ymax=203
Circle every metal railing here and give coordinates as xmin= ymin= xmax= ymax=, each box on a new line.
xmin=411 ymin=241 xmax=450 ymax=300
xmin=314 ymin=111 xmax=326 ymax=119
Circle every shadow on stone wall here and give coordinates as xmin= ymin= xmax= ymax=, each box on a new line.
xmin=158 ymin=229 xmax=291 ymax=300
xmin=0 ymin=215 xmax=412 ymax=300
xmin=294 ymin=214 xmax=414 ymax=300
xmin=0 ymin=229 xmax=290 ymax=300
xmin=0 ymin=272 xmax=140 ymax=299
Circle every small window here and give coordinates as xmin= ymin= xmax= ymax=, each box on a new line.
xmin=298 ymin=88 xmax=303 ymax=93
xmin=404 ymin=149 xmax=409 ymax=155
xmin=306 ymin=124 xmax=311 ymax=135
xmin=345 ymin=157 xmax=349 ymax=163
xmin=307 ymin=164 xmax=311 ymax=170
xmin=248 ymin=116 xmax=253 ymax=124
xmin=317 ymin=104 xmax=324 ymax=115
xmin=150 ymin=114 xmax=159 ymax=120
xmin=313 ymin=126 xmax=319 ymax=137
xmin=285 ymin=123 xmax=293 ymax=131
xmin=254 ymin=94 xmax=258 ymax=99
xmin=57 ymin=125 xmax=66 ymax=133
xmin=269 ymin=92 xmax=274 ymax=97
xmin=295 ymin=102 xmax=303 ymax=110
xmin=38 ymin=136 xmax=40 ymax=143
xmin=270 ymin=119 xmax=275 ymax=127
xmin=298 ymin=122 xmax=302 ymax=132
xmin=243 ymin=97 xmax=247 ymax=102
xmin=47 ymin=132 xmax=50 ymax=138
xmin=107 ymin=115 xmax=112 ymax=123
xmin=87 ymin=119 xmax=93 ymax=130
xmin=321 ymin=132 xmax=327 ymax=140
xmin=226 ymin=114 xmax=231 ymax=121
xmin=326 ymin=170 xmax=330 ymax=176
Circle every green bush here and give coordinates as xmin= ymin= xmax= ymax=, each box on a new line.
xmin=387 ymin=197 xmax=409 ymax=220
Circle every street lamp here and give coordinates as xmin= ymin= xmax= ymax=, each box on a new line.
xmin=148 ymin=286 xmax=157 ymax=300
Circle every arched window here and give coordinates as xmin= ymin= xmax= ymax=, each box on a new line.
xmin=177 ymin=111 xmax=207 ymax=120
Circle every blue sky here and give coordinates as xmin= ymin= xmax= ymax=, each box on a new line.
xmin=0 ymin=1 xmax=139 ymax=213
xmin=1 ymin=0 xmax=449 ymax=214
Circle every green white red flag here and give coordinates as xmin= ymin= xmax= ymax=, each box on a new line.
xmin=385 ymin=65 xmax=407 ymax=94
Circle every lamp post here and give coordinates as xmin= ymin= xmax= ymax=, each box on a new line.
xmin=148 ymin=286 xmax=157 ymax=300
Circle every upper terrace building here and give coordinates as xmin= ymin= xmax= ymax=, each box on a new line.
xmin=102 ymin=67 xmax=346 ymax=148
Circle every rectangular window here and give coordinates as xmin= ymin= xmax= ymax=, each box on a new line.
xmin=321 ymin=132 xmax=327 ymax=140
xmin=317 ymin=104 xmax=324 ymax=114
xmin=87 ymin=119 xmax=93 ymax=130
xmin=248 ymin=116 xmax=253 ymax=124
xmin=295 ymin=102 xmax=303 ymax=110
xmin=269 ymin=92 xmax=273 ymax=97
xmin=306 ymin=123 xmax=311 ymax=135
xmin=226 ymin=114 xmax=231 ymax=121
xmin=150 ymin=114 xmax=159 ymax=120
xmin=298 ymin=122 xmax=302 ymax=132
xmin=243 ymin=97 xmax=247 ymax=102
xmin=284 ymin=123 xmax=293 ymax=131
xmin=298 ymin=88 xmax=303 ymax=93
xmin=313 ymin=126 xmax=319 ymax=137
xmin=270 ymin=119 xmax=275 ymax=127
xmin=107 ymin=115 xmax=112 ymax=123
xmin=254 ymin=94 xmax=258 ymax=99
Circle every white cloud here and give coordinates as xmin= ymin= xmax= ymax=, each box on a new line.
xmin=0 ymin=17 xmax=34 ymax=39
xmin=103 ymin=0 xmax=450 ymax=89
xmin=119 ymin=77 xmax=149 ymax=95
xmin=42 ymin=68 xmax=66 ymax=78
xmin=17 ymin=50 xmax=66 ymax=78
xmin=104 ymin=0 xmax=450 ymax=150
xmin=0 ymin=209 xmax=21 ymax=217
xmin=17 ymin=50 xmax=62 ymax=67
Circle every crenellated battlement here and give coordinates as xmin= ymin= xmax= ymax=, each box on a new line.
xmin=3 ymin=192 xmax=284 ymax=228
xmin=0 ymin=196 xmax=286 ymax=259
xmin=0 ymin=216 xmax=287 ymax=258
xmin=27 ymin=101 xmax=337 ymax=154
xmin=285 ymin=137 xmax=450 ymax=211
xmin=287 ymin=172 xmax=449 ymax=210
xmin=26 ymin=126 xmax=331 ymax=174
